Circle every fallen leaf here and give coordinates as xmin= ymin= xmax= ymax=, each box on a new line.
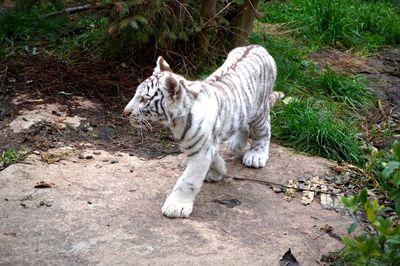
xmin=272 ymin=186 xmax=285 ymax=193
xmin=212 ymin=199 xmax=241 ymax=208
xmin=301 ymin=190 xmax=314 ymax=205
xmin=34 ymin=181 xmax=54 ymax=188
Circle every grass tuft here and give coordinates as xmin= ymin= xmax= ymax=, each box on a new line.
xmin=307 ymin=69 xmax=373 ymax=109
xmin=1 ymin=149 xmax=23 ymax=166
xmin=272 ymin=100 xmax=365 ymax=165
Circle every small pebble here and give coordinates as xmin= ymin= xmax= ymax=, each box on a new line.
xmin=45 ymin=202 xmax=52 ymax=207
xmin=130 ymin=169 xmax=134 ymax=173
xmin=78 ymin=154 xmax=85 ymax=159
xmin=85 ymin=155 xmax=93 ymax=160
xmin=4 ymin=198 xmax=9 ymax=201
xmin=110 ymin=160 xmax=118 ymax=164
xmin=33 ymin=150 xmax=41 ymax=155
xmin=87 ymin=201 xmax=92 ymax=205
xmin=93 ymin=151 xmax=101 ymax=155
xmin=129 ymin=153 xmax=134 ymax=157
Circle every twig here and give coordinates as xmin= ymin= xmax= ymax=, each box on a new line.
xmin=20 ymin=190 xmax=37 ymax=202
xmin=230 ymin=176 xmax=340 ymax=196
xmin=45 ymin=4 xmax=92 ymax=17
xmin=304 ymin=241 xmax=324 ymax=266
xmin=201 ymin=1 xmax=233 ymax=30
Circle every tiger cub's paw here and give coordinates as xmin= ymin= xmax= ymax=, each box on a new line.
xmin=162 ymin=196 xmax=193 ymax=218
xmin=205 ymin=169 xmax=223 ymax=182
xmin=242 ymin=150 xmax=268 ymax=168
xmin=227 ymin=131 xmax=248 ymax=153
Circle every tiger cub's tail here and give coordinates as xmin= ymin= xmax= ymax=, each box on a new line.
xmin=269 ymin=91 xmax=285 ymax=106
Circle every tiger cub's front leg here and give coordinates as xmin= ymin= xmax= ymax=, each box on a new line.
xmin=205 ymin=152 xmax=226 ymax=182
xmin=162 ymin=151 xmax=212 ymax=218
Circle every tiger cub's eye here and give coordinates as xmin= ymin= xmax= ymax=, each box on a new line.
xmin=140 ymin=96 xmax=151 ymax=103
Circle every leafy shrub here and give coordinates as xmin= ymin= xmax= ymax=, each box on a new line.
xmin=341 ymin=190 xmax=400 ymax=265
xmin=382 ymin=141 xmax=400 ymax=214
xmin=340 ymin=142 xmax=400 ymax=265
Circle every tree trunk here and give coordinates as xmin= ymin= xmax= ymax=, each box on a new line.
xmin=198 ymin=0 xmax=217 ymax=58
xmin=232 ymin=0 xmax=259 ymax=47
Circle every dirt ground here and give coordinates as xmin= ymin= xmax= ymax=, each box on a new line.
xmin=0 ymin=46 xmax=399 ymax=265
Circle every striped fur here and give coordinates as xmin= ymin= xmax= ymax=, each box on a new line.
xmin=124 ymin=45 xmax=282 ymax=218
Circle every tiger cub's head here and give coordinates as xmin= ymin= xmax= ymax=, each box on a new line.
xmin=124 ymin=56 xmax=185 ymax=127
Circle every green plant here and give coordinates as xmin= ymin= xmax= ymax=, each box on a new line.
xmin=55 ymin=16 xmax=109 ymax=60
xmin=341 ymin=189 xmax=400 ymax=265
xmin=259 ymin=0 xmax=400 ymax=50
xmin=307 ymin=69 xmax=373 ymax=109
xmin=272 ymin=99 xmax=365 ymax=165
xmin=382 ymin=141 xmax=400 ymax=214
xmin=1 ymin=149 xmax=23 ymax=166
xmin=0 ymin=2 xmax=69 ymax=58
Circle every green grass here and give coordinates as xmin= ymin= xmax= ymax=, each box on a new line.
xmin=53 ymin=16 xmax=109 ymax=61
xmin=306 ymin=70 xmax=373 ymax=109
xmin=1 ymin=149 xmax=23 ymax=166
xmin=0 ymin=4 xmax=69 ymax=58
xmin=0 ymin=3 xmax=108 ymax=60
xmin=259 ymin=0 xmax=400 ymax=50
xmin=272 ymin=99 xmax=365 ymax=165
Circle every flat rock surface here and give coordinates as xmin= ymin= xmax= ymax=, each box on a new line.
xmin=0 ymin=144 xmax=351 ymax=265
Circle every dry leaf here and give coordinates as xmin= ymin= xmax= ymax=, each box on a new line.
xmin=34 ymin=181 xmax=54 ymax=188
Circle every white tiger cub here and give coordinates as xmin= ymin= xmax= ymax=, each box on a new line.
xmin=124 ymin=45 xmax=283 ymax=218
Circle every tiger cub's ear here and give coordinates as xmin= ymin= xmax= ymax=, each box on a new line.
xmin=164 ymin=74 xmax=182 ymax=101
xmin=155 ymin=56 xmax=172 ymax=73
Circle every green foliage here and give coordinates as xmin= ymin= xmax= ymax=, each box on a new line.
xmin=101 ymin=0 xmax=203 ymax=58
xmin=260 ymin=0 xmax=400 ymax=50
xmin=339 ymin=142 xmax=400 ymax=265
xmin=307 ymin=70 xmax=373 ymax=109
xmin=1 ymin=149 xmax=23 ymax=166
xmin=55 ymin=16 xmax=109 ymax=60
xmin=0 ymin=2 xmax=69 ymax=58
xmin=382 ymin=142 xmax=400 ymax=215
xmin=341 ymin=188 xmax=400 ymax=265
xmin=272 ymin=99 xmax=365 ymax=165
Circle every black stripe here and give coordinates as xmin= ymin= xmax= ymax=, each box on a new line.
xmin=180 ymin=112 xmax=192 ymax=141
xmin=186 ymin=118 xmax=204 ymax=142
xmin=182 ymin=134 xmax=205 ymax=151
xmin=187 ymin=136 xmax=209 ymax=157
xmin=159 ymin=94 xmax=168 ymax=120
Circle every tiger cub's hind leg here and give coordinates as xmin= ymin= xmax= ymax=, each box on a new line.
xmin=243 ymin=115 xmax=271 ymax=168
xmin=227 ymin=127 xmax=249 ymax=153
xmin=205 ymin=152 xmax=226 ymax=182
